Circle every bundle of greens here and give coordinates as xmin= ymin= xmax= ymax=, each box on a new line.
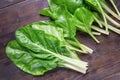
xmin=84 ymin=0 xmax=120 ymax=34
xmin=40 ymin=0 xmax=120 ymax=43
xmin=6 ymin=0 xmax=120 ymax=76
xmin=40 ymin=5 xmax=93 ymax=52
xmin=6 ymin=23 xmax=88 ymax=75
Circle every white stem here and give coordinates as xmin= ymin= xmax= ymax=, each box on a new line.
xmin=67 ymin=40 xmax=93 ymax=54
xmin=110 ymin=0 xmax=120 ymax=16
xmin=51 ymin=52 xmax=88 ymax=74
xmin=80 ymin=44 xmax=93 ymax=54
xmin=89 ymin=33 xmax=100 ymax=43
xmin=64 ymin=40 xmax=88 ymax=54
xmin=93 ymin=32 xmax=101 ymax=35
xmin=66 ymin=47 xmax=80 ymax=60
xmin=92 ymin=26 xmax=109 ymax=35
xmin=66 ymin=45 xmax=87 ymax=54
xmin=96 ymin=0 xmax=108 ymax=31
xmin=105 ymin=13 xmax=120 ymax=28
xmin=108 ymin=25 xmax=120 ymax=34
xmin=94 ymin=16 xmax=103 ymax=28
xmin=101 ymin=2 xmax=120 ymax=20
xmin=100 ymin=21 xmax=120 ymax=34
xmin=74 ymin=38 xmax=93 ymax=53
xmin=62 ymin=62 xmax=88 ymax=74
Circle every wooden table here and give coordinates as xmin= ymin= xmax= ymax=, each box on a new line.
xmin=0 ymin=0 xmax=120 ymax=80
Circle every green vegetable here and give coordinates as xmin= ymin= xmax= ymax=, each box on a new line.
xmin=74 ymin=7 xmax=99 ymax=43
xmin=48 ymin=0 xmax=83 ymax=14
xmin=6 ymin=25 xmax=88 ymax=75
xmin=85 ymin=0 xmax=120 ymax=32
xmin=40 ymin=0 xmax=120 ymax=42
xmin=32 ymin=21 xmax=89 ymax=53
xmin=110 ymin=0 xmax=120 ymax=16
xmin=40 ymin=5 xmax=93 ymax=53
xmin=40 ymin=4 xmax=100 ymax=43
xmin=6 ymin=0 xmax=120 ymax=76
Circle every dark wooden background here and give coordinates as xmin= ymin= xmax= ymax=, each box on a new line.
xmin=0 ymin=0 xmax=120 ymax=80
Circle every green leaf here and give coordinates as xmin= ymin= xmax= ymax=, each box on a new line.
xmin=74 ymin=7 xmax=99 ymax=43
xmin=41 ymin=5 xmax=77 ymax=39
xmin=40 ymin=8 xmax=54 ymax=19
xmin=84 ymin=0 xmax=105 ymax=11
xmin=48 ymin=0 xmax=83 ymax=14
xmin=6 ymin=25 xmax=88 ymax=75
xmin=74 ymin=7 xmax=93 ymax=34
xmin=6 ymin=41 xmax=58 ymax=75
xmin=32 ymin=21 xmax=65 ymax=44
xmin=32 ymin=21 xmax=90 ymax=53
xmin=40 ymin=3 xmax=94 ymax=50
xmin=54 ymin=5 xmax=77 ymax=38
xmin=74 ymin=7 xmax=94 ymax=25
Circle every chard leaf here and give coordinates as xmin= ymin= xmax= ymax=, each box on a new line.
xmin=6 ymin=26 xmax=88 ymax=75
xmin=40 ymin=8 xmax=55 ymax=19
xmin=74 ymin=7 xmax=99 ymax=43
xmin=40 ymin=4 xmax=94 ymax=51
xmin=74 ymin=7 xmax=94 ymax=25
xmin=32 ymin=21 xmax=64 ymax=44
xmin=6 ymin=41 xmax=58 ymax=75
xmin=31 ymin=21 xmax=89 ymax=53
xmin=84 ymin=0 xmax=105 ymax=11
xmin=54 ymin=5 xmax=76 ymax=38
xmin=48 ymin=0 xmax=83 ymax=14
xmin=40 ymin=5 xmax=77 ymax=39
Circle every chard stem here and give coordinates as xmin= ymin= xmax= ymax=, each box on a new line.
xmin=110 ymin=0 xmax=120 ymax=16
xmin=66 ymin=45 xmax=86 ymax=53
xmin=100 ymin=21 xmax=120 ymax=34
xmin=66 ymin=40 xmax=80 ymax=48
xmin=80 ymin=44 xmax=93 ymax=54
xmin=67 ymin=40 xmax=93 ymax=53
xmin=89 ymin=33 xmax=100 ymax=43
xmin=92 ymin=26 xmax=109 ymax=35
xmin=74 ymin=38 xmax=93 ymax=53
xmin=96 ymin=0 xmax=108 ymax=32
xmin=51 ymin=52 xmax=88 ymax=74
xmin=33 ymin=45 xmax=88 ymax=74
xmin=66 ymin=39 xmax=93 ymax=54
xmin=74 ymin=38 xmax=88 ymax=53
xmin=62 ymin=62 xmax=87 ymax=74
xmin=92 ymin=32 xmax=101 ymax=35
xmin=64 ymin=39 xmax=88 ymax=54
xmin=94 ymin=16 xmax=103 ymax=28
xmin=108 ymin=25 xmax=120 ymax=34
xmin=101 ymin=2 xmax=120 ymax=20
xmin=66 ymin=47 xmax=80 ymax=60
xmin=105 ymin=13 xmax=120 ymax=27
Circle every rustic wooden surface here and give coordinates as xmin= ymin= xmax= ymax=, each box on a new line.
xmin=0 ymin=0 xmax=120 ymax=80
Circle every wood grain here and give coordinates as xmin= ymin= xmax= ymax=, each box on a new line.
xmin=0 ymin=0 xmax=120 ymax=80
xmin=0 ymin=0 xmax=25 ymax=9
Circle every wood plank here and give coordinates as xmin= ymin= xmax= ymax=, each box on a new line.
xmin=0 ymin=0 xmax=49 ymax=60
xmin=0 ymin=0 xmax=120 ymax=80
xmin=0 ymin=0 xmax=48 ymax=63
xmin=0 ymin=0 xmax=48 ymax=38
xmin=0 ymin=0 xmax=25 ymax=9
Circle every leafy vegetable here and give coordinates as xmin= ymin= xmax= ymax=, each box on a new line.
xmin=6 ymin=0 xmax=120 ymax=76
xmin=48 ymin=0 xmax=83 ymax=14
xmin=40 ymin=5 xmax=93 ymax=53
xmin=6 ymin=25 xmax=88 ymax=75
xmin=74 ymin=7 xmax=100 ymax=43
xmin=31 ymin=21 xmax=90 ymax=53
xmin=40 ymin=4 xmax=100 ymax=43
xmin=85 ymin=0 xmax=120 ymax=32
xmin=110 ymin=0 xmax=120 ymax=16
xmin=40 ymin=0 xmax=120 ymax=42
